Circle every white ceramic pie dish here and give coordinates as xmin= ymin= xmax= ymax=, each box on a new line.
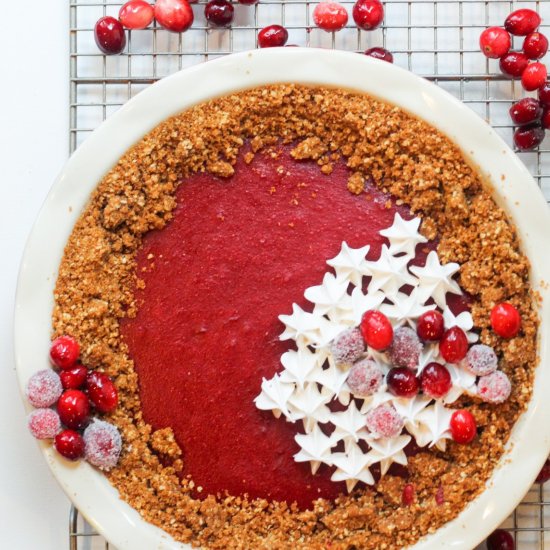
xmin=14 ymin=48 xmax=550 ymax=549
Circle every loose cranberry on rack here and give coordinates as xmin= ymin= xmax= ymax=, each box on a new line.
xmin=521 ymin=62 xmax=548 ymax=92
xmin=258 ymin=25 xmax=289 ymax=48
xmin=155 ymin=0 xmax=194 ymax=32
xmin=509 ymin=97 xmax=543 ymax=126
xmin=364 ymin=47 xmax=393 ymax=63
xmin=536 ymin=458 xmax=550 ymax=484
xmin=538 ymin=82 xmax=550 ymax=106
xmin=313 ymin=1 xmax=349 ymax=32
xmin=486 ymin=529 xmax=516 ymax=550
xmin=499 ymin=51 xmax=529 ymax=78
xmin=119 ymin=0 xmax=155 ymax=30
xmin=479 ymin=27 xmax=511 ymax=59
xmin=505 ymin=9 xmax=541 ymax=37
xmin=523 ymin=32 xmax=549 ymax=60
xmin=94 ymin=16 xmax=127 ymax=55
xmin=205 ymin=0 xmax=235 ymax=27
xmin=352 ymin=0 xmax=384 ymax=31
xmin=237 ymin=0 xmax=258 ymax=4
xmin=513 ymin=124 xmax=546 ymax=151
xmin=542 ymin=107 xmax=550 ymax=130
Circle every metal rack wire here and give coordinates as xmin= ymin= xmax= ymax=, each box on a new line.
xmin=69 ymin=0 xmax=550 ymax=547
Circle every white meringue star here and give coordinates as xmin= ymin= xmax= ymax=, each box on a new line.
xmin=442 ymin=306 xmax=479 ymax=343
xmin=305 ymin=272 xmax=350 ymax=317
xmin=294 ymin=424 xmax=337 ymax=474
xmin=392 ymin=394 xmax=432 ymax=434
xmin=365 ymin=434 xmax=411 ymax=476
xmin=379 ymin=288 xmax=436 ymax=328
xmin=417 ymin=343 xmax=442 ymax=373
xmin=379 ymin=213 xmax=428 ymax=257
xmin=331 ymin=441 xmax=375 ymax=492
xmin=278 ymin=347 xmax=320 ymax=388
xmin=359 ymin=387 xmax=394 ymax=414
xmin=327 ymin=242 xmax=370 ymax=287
xmin=254 ymin=375 xmax=295 ymax=419
xmin=343 ymin=287 xmax=385 ymax=325
xmin=308 ymin=363 xmax=350 ymax=405
xmin=412 ymin=400 xmax=453 ymax=451
xmin=287 ymin=383 xmax=332 ymax=430
xmin=331 ymin=402 xmax=368 ymax=446
xmin=444 ymin=363 xmax=477 ymax=404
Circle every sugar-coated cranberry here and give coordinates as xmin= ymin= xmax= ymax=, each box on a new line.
xmin=402 ymin=483 xmax=415 ymax=505
xmin=26 ymin=369 xmax=63 ymax=408
xmin=499 ymin=51 xmax=529 ymax=78
xmin=360 ymin=310 xmax=393 ymax=351
xmin=449 ymin=409 xmax=477 ymax=444
xmin=523 ymin=32 xmax=549 ymax=60
xmin=543 ymin=107 xmax=550 ymax=130
xmin=86 ymin=371 xmax=118 ymax=413
xmin=313 ymin=1 xmax=349 ymax=32
xmin=155 ymin=0 xmax=194 ymax=32
xmin=204 ymin=0 xmax=234 ymax=27
xmin=387 ymin=367 xmax=419 ymax=398
xmin=514 ymin=123 xmax=545 ymax=150
xmin=331 ymin=327 xmax=365 ymax=366
xmin=439 ymin=327 xmax=468 ymax=363
xmin=505 ymin=9 xmax=541 ymax=37
xmin=490 ymin=302 xmax=521 ymax=338
xmin=461 ymin=344 xmax=498 ymax=376
xmin=536 ymin=458 xmax=550 ymax=483
xmin=416 ymin=310 xmax=444 ymax=341
xmin=388 ymin=326 xmax=422 ymax=369
xmin=539 ymin=82 xmax=550 ymax=106
xmin=60 ymin=365 xmax=88 ymax=390
xmin=364 ymin=47 xmax=393 ymax=63
xmin=83 ymin=420 xmax=122 ymax=470
xmin=28 ymin=409 xmax=61 ymax=440
xmin=509 ymin=97 xmax=543 ymax=125
xmin=119 ymin=0 xmax=155 ymax=30
xmin=57 ymin=390 xmax=90 ymax=430
xmin=352 ymin=0 xmax=384 ymax=31
xmin=94 ymin=16 xmax=126 ymax=55
xmin=55 ymin=429 xmax=85 ymax=460
xmin=258 ymin=25 xmax=289 ymax=48
xmin=365 ymin=404 xmax=404 ymax=438
xmin=521 ymin=62 xmax=547 ymax=91
xmin=50 ymin=335 xmax=80 ymax=370
xmin=487 ymin=529 xmax=516 ymax=550
xmin=477 ymin=371 xmax=511 ymax=404
xmin=420 ymin=362 xmax=452 ymax=398
xmin=346 ymin=358 xmax=383 ymax=396
xmin=479 ymin=27 xmax=511 ymax=59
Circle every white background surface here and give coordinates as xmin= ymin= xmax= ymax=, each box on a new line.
xmin=1 ymin=2 xmax=71 ymax=548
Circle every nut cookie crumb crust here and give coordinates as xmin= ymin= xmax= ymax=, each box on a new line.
xmin=52 ymin=84 xmax=538 ymax=549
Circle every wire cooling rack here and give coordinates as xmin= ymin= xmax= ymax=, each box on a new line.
xmin=69 ymin=0 xmax=550 ymax=548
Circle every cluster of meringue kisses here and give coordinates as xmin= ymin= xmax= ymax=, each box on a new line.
xmin=254 ymin=213 xmax=511 ymax=492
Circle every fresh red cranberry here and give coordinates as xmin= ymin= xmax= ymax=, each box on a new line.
xmin=435 ymin=485 xmax=445 ymax=505
xmin=387 ymin=367 xmax=419 ymax=398
xmin=57 ymin=390 xmax=90 ymax=430
xmin=521 ymin=62 xmax=547 ymax=91
xmin=352 ymin=0 xmax=384 ymax=31
xmin=86 ymin=372 xmax=119 ymax=413
xmin=514 ymin=123 xmax=545 ymax=150
xmin=479 ymin=27 xmax=511 ymax=59
xmin=155 ymin=0 xmax=194 ymax=32
xmin=364 ymin=47 xmax=393 ymax=63
xmin=416 ymin=310 xmax=444 ymax=341
xmin=60 ymin=365 xmax=89 ymax=390
xmin=50 ymin=335 xmax=80 ymax=370
xmin=449 ymin=409 xmax=477 ymax=444
xmin=499 ymin=51 xmax=529 ymax=78
xmin=505 ymin=9 xmax=541 ymax=37
xmin=94 ymin=16 xmax=126 ymax=55
xmin=509 ymin=97 xmax=543 ymax=125
xmin=439 ymin=327 xmax=468 ymax=363
xmin=204 ymin=0 xmax=234 ymax=27
xmin=119 ymin=0 xmax=155 ymax=30
xmin=490 ymin=302 xmax=521 ymax=338
xmin=258 ymin=25 xmax=289 ymax=48
xmin=360 ymin=310 xmax=393 ymax=351
xmin=543 ymin=107 xmax=550 ymax=130
xmin=536 ymin=458 xmax=550 ymax=483
xmin=487 ymin=529 xmax=515 ymax=550
xmin=402 ymin=483 xmax=415 ymax=505
xmin=420 ymin=362 xmax=452 ymax=398
xmin=54 ymin=429 xmax=85 ymax=461
xmin=313 ymin=1 xmax=349 ymax=32
xmin=523 ymin=32 xmax=549 ymax=60
xmin=538 ymin=82 xmax=550 ymax=105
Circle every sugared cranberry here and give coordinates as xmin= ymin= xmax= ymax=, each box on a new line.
xmin=490 ymin=302 xmax=521 ymax=338
xmin=509 ymin=97 xmax=543 ymax=125
xmin=439 ymin=326 xmax=468 ymax=363
xmin=420 ymin=362 xmax=452 ymax=398
xmin=450 ymin=409 xmax=476 ymax=444
xmin=28 ymin=409 xmax=61 ymax=440
xmin=365 ymin=404 xmax=404 ymax=438
xmin=26 ymin=369 xmax=63 ymax=408
xmin=364 ymin=47 xmax=393 ymax=63
xmin=487 ymin=529 xmax=516 ymax=550
xmin=521 ymin=62 xmax=547 ymax=91
xmin=479 ymin=27 xmax=511 ymax=59
xmin=523 ymin=32 xmax=549 ymax=60
xmin=60 ymin=365 xmax=88 ymax=390
xmin=387 ymin=367 xmax=419 ymax=398
xmin=258 ymin=25 xmax=289 ymax=48
xmin=155 ymin=0 xmax=194 ymax=32
xmin=539 ymin=83 xmax=550 ymax=106
xmin=57 ymin=390 xmax=90 ymax=430
xmin=416 ymin=310 xmax=444 ymax=341
xmin=346 ymin=358 xmax=383 ymax=396
xmin=543 ymin=107 xmax=550 ymax=130
xmin=119 ymin=0 xmax=155 ymax=30
xmin=360 ymin=310 xmax=393 ymax=351
xmin=402 ymin=483 xmax=415 ymax=505
xmin=313 ymin=1 xmax=349 ymax=32
xmin=352 ymin=0 xmax=384 ymax=31
xmin=86 ymin=371 xmax=118 ymax=413
xmin=514 ymin=123 xmax=545 ymax=151
xmin=50 ymin=335 xmax=80 ymax=370
xmin=388 ymin=326 xmax=422 ymax=369
xmin=204 ymin=0 xmax=234 ymax=27
xmin=536 ymin=458 xmax=550 ymax=483
xmin=477 ymin=371 xmax=511 ymax=404
xmin=505 ymin=9 xmax=541 ymax=37
xmin=94 ymin=16 xmax=126 ymax=55
xmin=499 ymin=51 xmax=529 ymax=78
xmin=331 ymin=328 xmax=365 ymax=366
xmin=83 ymin=420 xmax=122 ymax=470
xmin=461 ymin=344 xmax=498 ymax=376
xmin=55 ymin=429 xmax=85 ymax=460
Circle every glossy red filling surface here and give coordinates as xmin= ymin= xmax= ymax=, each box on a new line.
xmin=120 ymin=144 xmax=464 ymax=508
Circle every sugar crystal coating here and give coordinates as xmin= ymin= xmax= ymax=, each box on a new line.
xmin=28 ymin=408 xmax=61 ymax=439
xmin=365 ymin=403 xmax=404 ymax=438
xmin=388 ymin=326 xmax=422 ymax=369
xmin=477 ymin=371 xmax=512 ymax=404
xmin=83 ymin=419 xmax=122 ymax=470
xmin=346 ymin=358 xmax=383 ymax=397
xmin=25 ymin=369 xmax=63 ymax=408
xmin=330 ymin=327 xmax=365 ymax=366
xmin=461 ymin=344 xmax=498 ymax=376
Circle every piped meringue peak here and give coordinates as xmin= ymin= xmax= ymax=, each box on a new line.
xmin=254 ymin=213 xmax=511 ymax=493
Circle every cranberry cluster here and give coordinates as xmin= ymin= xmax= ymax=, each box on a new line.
xmin=479 ymin=9 xmax=549 ymax=151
